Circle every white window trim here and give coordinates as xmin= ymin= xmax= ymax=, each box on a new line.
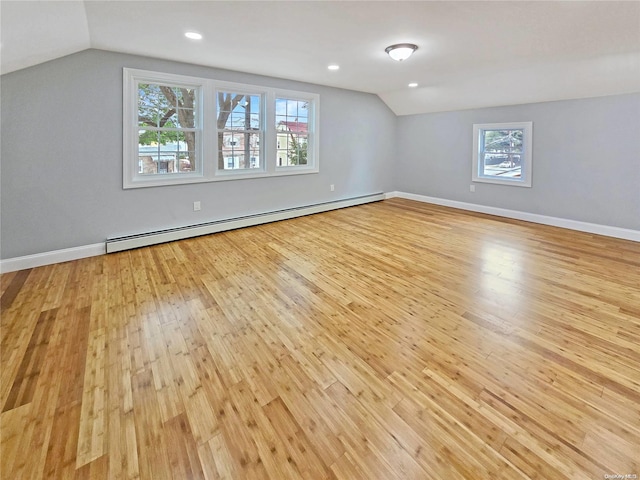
xmin=472 ymin=121 xmax=533 ymax=188
xmin=123 ymin=68 xmax=319 ymax=189
xmin=273 ymin=89 xmax=319 ymax=174
xmin=213 ymin=80 xmax=267 ymax=178
xmin=123 ymin=68 xmax=207 ymax=189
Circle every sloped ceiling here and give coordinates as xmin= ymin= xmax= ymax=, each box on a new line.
xmin=1 ymin=1 xmax=639 ymax=115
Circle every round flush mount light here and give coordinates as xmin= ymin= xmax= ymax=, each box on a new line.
xmin=385 ymin=43 xmax=418 ymax=61
xmin=185 ymin=32 xmax=203 ymax=40
xmin=408 ymin=82 xmax=418 ymax=88
xmin=327 ymin=64 xmax=340 ymax=71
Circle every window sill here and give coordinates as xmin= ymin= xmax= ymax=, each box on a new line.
xmin=472 ymin=176 xmax=532 ymax=188
xmin=124 ymin=167 xmax=319 ymax=189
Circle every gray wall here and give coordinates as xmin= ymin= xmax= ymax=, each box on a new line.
xmin=1 ymin=49 xmax=397 ymax=258
xmin=395 ymin=93 xmax=640 ymax=230
xmin=2 ymin=49 xmax=638 ymax=260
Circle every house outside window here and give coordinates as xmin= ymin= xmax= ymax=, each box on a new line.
xmin=472 ymin=122 xmax=533 ymax=187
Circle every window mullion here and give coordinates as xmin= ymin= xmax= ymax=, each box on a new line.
xmin=265 ymin=90 xmax=276 ymax=174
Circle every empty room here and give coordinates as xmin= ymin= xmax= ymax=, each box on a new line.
xmin=1 ymin=1 xmax=639 ymax=478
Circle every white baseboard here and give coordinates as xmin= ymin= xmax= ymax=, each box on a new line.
xmin=386 ymin=191 xmax=640 ymax=242
xmin=4 ymin=191 xmax=635 ymax=273
xmin=1 ymin=193 xmax=385 ymax=273
xmin=106 ymin=192 xmax=385 ymax=253
xmin=0 ymin=243 xmax=106 ymax=274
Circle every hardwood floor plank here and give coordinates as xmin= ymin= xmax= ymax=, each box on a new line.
xmin=478 ymin=388 xmax=610 ymax=477
xmin=324 ymin=380 xmax=429 ymax=479
xmin=275 ymin=381 xmax=346 ymax=469
xmin=262 ymin=396 xmax=331 ymax=480
xmin=197 ymin=432 xmax=238 ymax=480
xmin=164 ymin=413 xmax=206 ymax=479
xmin=216 ymin=382 xmax=271 ymax=480
xmin=0 ymin=403 xmax=30 ymax=475
xmin=76 ymin=327 xmax=107 ymax=467
xmin=3 ymin=308 xmax=58 ymax=411
xmin=130 ymin=369 xmax=171 ymax=479
xmin=43 ymin=402 xmax=83 ymax=479
xmin=0 ymin=269 xmax=31 ymax=312
xmin=1 ymin=198 xmax=639 ymax=479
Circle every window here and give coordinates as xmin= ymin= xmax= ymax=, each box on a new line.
xmin=276 ymin=98 xmax=309 ymax=167
xmin=473 ymin=122 xmax=532 ymax=187
xmin=217 ymin=91 xmax=262 ymax=172
xmin=124 ymin=69 xmax=204 ymax=188
xmin=123 ymin=68 xmax=319 ymax=188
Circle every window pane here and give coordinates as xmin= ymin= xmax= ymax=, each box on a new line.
xmin=175 ymin=87 xmax=196 ymax=107
xmin=138 ymin=129 xmax=160 ymax=150
xmin=217 ymin=92 xmax=262 ymax=170
xmin=294 ymin=135 xmax=308 ymax=165
xmin=178 ymin=152 xmax=196 ymax=172
xmin=134 ymin=79 xmax=200 ymax=179
xmin=176 ymin=131 xmax=196 ymax=171
xmin=217 ymin=92 xmax=261 ymax=129
xmin=276 ymin=98 xmax=308 ymax=120
xmin=229 ymin=112 xmax=246 ymax=129
xmin=138 ymin=83 xmax=164 ymax=127
xmin=176 ymin=108 xmax=195 ymax=129
xmin=483 ymin=129 xmax=523 ymax=153
xmin=138 ymin=83 xmax=198 ymax=130
xmin=219 ymin=132 xmax=260 ymax=170
xmin=276 ymin=97 xmax=310 ymax=168
xmin=481 ymin=128 xmax=524 ymax=179
xmin=276 ymin=133 xmax=308 ymax=167
xmin=137 ymin=129 xmax=196 ymax=174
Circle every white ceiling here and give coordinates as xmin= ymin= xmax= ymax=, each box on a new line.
xmin=2 ymin=1 xmax=639 ymax=115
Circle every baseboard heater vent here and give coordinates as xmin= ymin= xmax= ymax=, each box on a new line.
xmin=106 ymin=192 xmax=385 ymax=253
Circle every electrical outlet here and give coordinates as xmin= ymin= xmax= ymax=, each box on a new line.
xmin=469 ymin=185 xmax=476 ymax=193
xmin=330 ymin=184 xmax=335 ymax=192
xmin=193 ymin=201 xmax=201 ymax=211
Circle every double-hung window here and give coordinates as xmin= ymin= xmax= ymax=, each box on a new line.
xmin=123 ymin=68 xmax=319 ymax=188
xmin=124 ymin=69 xmax=204 ymax=188
xmin=217 ymin=89 xmax=263 ymax=173
xmin=276 ymin=97 xmax=310 ymax=167
xmin=472 ymin=122 xmax=533 ymax=187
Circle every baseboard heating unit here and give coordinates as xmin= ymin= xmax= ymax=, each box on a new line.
xmin=106 ymin=192 xmax=385 ymax=253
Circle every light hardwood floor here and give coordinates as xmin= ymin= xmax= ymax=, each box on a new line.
xmin=1 ymin=198 xmax=639 ymax=479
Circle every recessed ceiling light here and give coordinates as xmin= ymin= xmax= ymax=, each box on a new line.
xmin=185 ymin=32 xmax=202 ymax=40
xmin=328 ymin=64 xmax=340 ymax=71
xmin=408 ymin=82 xmax=418 ymax=88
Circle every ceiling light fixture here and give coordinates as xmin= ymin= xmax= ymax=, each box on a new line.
xmin=408 ymin=82 xmax=418 ymax=88
xmin=328 ymin=64 xmax=340 ymax=71
xmin=385 ymin=43 xmax=418 ymax=61
xmin=185 ymin=32 xmax=202 ymax=40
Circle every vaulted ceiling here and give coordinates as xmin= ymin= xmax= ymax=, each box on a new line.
xmin=2 ymin=1 xmax=639 ymax=115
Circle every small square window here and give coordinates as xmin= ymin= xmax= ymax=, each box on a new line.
xmin=473 ymin=122 xmax=532 ymax=187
